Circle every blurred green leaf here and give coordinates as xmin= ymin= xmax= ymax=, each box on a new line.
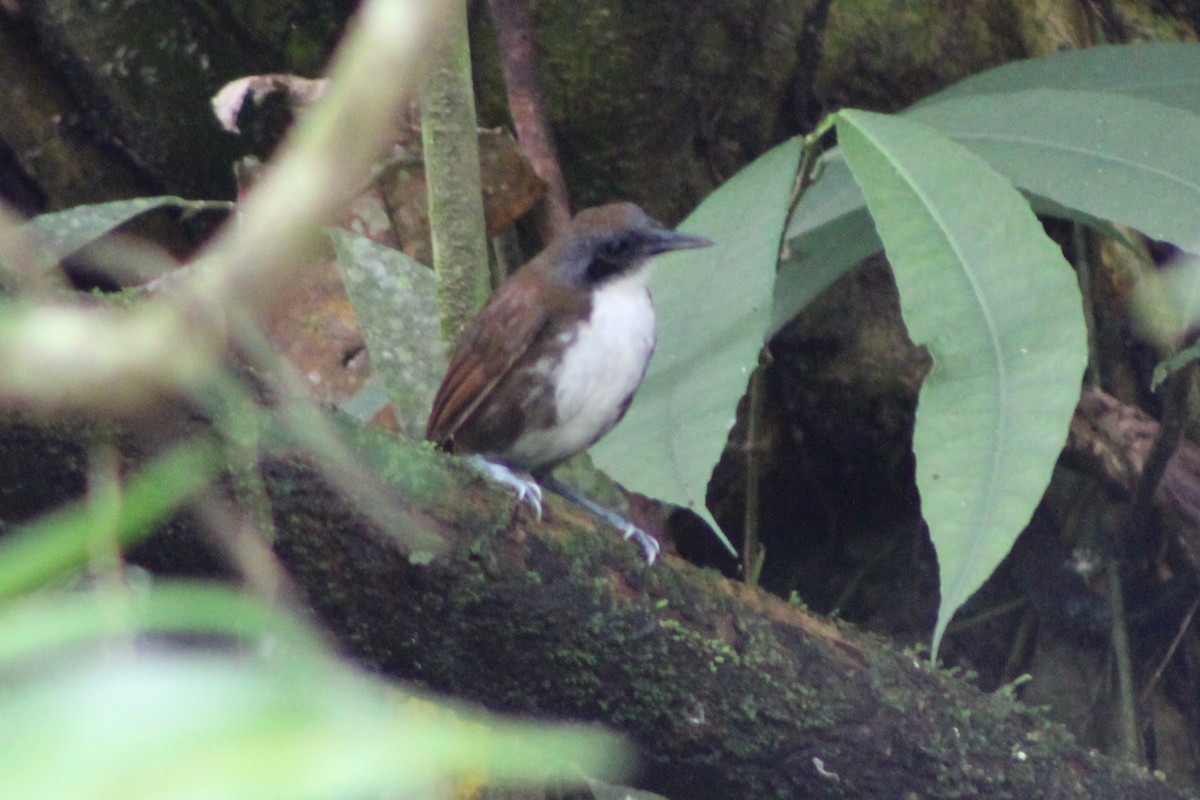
xmin=0 ymin=582 xmax=325 ymax=668
xmin=592 ymin=138 xmax=803 ymax=556
xmin=0 ymin=584 xmax=629 ymax=800
xmin=0 ymin=441 xmax=221 ymax=603
xmin=329 ymin=229 xmax=445 ymax=438
xmin=837 ymin=110 xmax=1087 ymax=657
xmin=27 ymin=196 xmax=230 ymax=262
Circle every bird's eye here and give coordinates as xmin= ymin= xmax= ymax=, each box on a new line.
xmin=586 ymin=236 xmax=636 ymax=282
xmin=598 ymin=237 xmax=633 ymax=262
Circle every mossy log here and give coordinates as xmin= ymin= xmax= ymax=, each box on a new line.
xmin=0 ymin=414 xmax=1188 ymax=800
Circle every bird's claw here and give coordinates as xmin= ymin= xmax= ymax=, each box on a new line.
xmin=469 ymin=457 xmax=543 ymax=520
xmin=515 ymin=481 xmax=543 ymax=521
xmin=622 ymin=524 xmax=661 ymax=565
xmin=540 ymin=475 xmax=661 ymax=565
xmin=467 ymin=462 xmax=659 ymax=564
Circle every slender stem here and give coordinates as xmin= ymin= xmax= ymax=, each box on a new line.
xmin=85 ymin=440 xmax=124 ymax=580
xmin=1107 ymin=364 xmax=1193 ymax=763
xmin=1140 ymin=595 xmax=1200 ymax=709
xmin=784 ymin=125 xmax=830 ymax=224
xmin=738 ymin=129 xmax=829 ymax=577
xmin=1132 ymin=368 xmax=1190 ymax=534
xmin=421 ymin=0 xmax=491 ymax=343
xmin=1106 ymin=554 xmax=1140 ymax=763
xmin=487 ymin=0 xmax=571 ymax=238
xmin=742 ymin=350 xmax=768 ymax=581
xmin=1072 ymin=223 xmax=1100 ymax=386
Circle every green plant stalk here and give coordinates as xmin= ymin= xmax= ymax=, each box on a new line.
xmin=1109 ymin=367 xmax=1192 ymax=763
xmin=1072 ymin=223 xmax=1099 ymax=386
xmin=742 ymin=351 xmax=767 ymax=581
xmin=739 ymin=132 xmax=825 ymax=577
xmin=421 ymin=0 xmax=491 ymax=344
xmin=84 ymin=441 xmax=124 ymax=579
xmin=206 ymin=371 xmax=278 ymax=545
xmin=1106 ymin=555 xmax=1141 ymax=764
xmin=787 ymin=125 xmax=832 ymax=219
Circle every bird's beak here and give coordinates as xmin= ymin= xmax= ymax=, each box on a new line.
xmin=644 ymin=228 xmax=714 ymax=256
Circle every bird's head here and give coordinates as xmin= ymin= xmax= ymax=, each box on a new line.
xmin=549 ymin=202 xmax=713 ymax=288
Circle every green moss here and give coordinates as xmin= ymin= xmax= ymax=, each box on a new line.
xmin=335 ymin=419 xmax=455 ymax=510
xmin=818 ymin=0 xmax=1022 ymax=111
xmin=1110 ymin=0 xmax=1197 ymax=42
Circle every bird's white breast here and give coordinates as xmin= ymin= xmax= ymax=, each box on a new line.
xmin=508 ymin=270 xmax=656 ymax=467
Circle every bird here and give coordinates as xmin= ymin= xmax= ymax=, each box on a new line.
xmin=426 ymin=201 xmax=712 ymax=562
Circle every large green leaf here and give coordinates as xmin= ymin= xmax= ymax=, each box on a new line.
xmin=913 ymin=42 xmax=1200 ymax=112
xmin=776 ymin=45 xmax=1200 ymax=332
xmin=837 ymin=110 xmax=1087 ymax=657
xmin=906 ymin=89 xmax=1200 ymax=251
xmin=592 ymin=138 xmax=803 ymax=555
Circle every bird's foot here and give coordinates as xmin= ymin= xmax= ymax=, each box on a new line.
xmin=619 ymin=522 xmax=661 ymax=565
xmin=467 ymin=456 xmax=543 ymax=521
xmin=541 ymin=476 xmax=659 ymax=565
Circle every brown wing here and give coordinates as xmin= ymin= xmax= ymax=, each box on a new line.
xmin=425 ymin=274 xmax=549 ymax=449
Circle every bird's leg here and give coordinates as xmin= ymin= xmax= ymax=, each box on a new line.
xmin=466 ymin=456 xmax=543 ymax=520
xmin=539 ymin=476 xmax=660 ymax=564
